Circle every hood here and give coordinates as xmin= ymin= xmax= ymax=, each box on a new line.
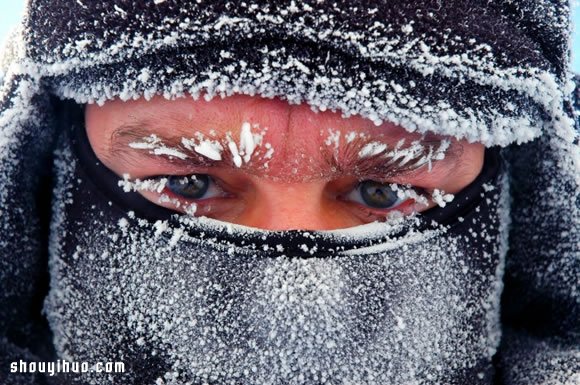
xmin=0 ymin=1 xmax=578 ymax=384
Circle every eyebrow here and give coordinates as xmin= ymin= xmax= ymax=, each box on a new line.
xmin=321 ymin=135 xmax=460 ymax=180
xmin=109 ymin=123 xmax=236 ymax=169
xmin=107 ymin=122 xmax=461 ymax=179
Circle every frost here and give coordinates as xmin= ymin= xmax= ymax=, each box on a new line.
xmin=401 ymin=24 xmax=413 ymax=35
xmin=129 ymin=134 xmax=189 ymax=160
xmin=152 ymin=147 xmax=188 ymax=159
xmin=389 ymin=183 xmax=430 ymax=207
xmin=263 ymin=142 xmax=275 ymax=159
xmin=227 ymin=135 xmax=242 ymax=168
xmin=184 ymin=202 xmax=198 ymax=216
xmin=131 ymin=123 xmax=270 ymax=168
xmin=358 ymin=141 xmax=387 ymax=158
xmin=118 ymin=174 xmax=168 ymax=194
xmin=431 ymin=189 xmax=455 ymax=208
xmin=345 ymin=131 xmax=357 ymax=143
xmin=157 ymin=194 xmax=197 ymax=216
xmin=192 ymin=139 xmax=223 ymax=161
xmin=118 ymin=218 xmax=128 ymax=228
xmin=137 ymin=68 xmax=151 ymax=83
xmin=324 ymin=128 xmax=340 ymax=150
xmin=113 ymin=4 xmax=127 ymax=16
xmin=239 ymin=122 xmax=256 ymax=163
xmin=128 ymin=134 xmax=162 ymax=150
xmin=482 ymin=183 xmax=496 ymax=192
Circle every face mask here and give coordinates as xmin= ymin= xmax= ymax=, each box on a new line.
xmin=45 ymin=104 xmax=509 ymax=385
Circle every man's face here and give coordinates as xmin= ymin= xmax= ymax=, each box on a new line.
xmin=85 ymin=95 xmax=484 ymax=230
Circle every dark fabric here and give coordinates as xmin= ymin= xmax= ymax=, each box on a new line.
xmin=19 ymin=0 xmax=572 ymax=146
xmin=0 ymin=85 xmax=58 ymax=384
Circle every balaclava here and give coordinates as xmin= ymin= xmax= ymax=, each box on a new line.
xmin=0 ymin=1 xmax=578 ymax=385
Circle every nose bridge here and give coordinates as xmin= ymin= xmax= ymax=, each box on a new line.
xmin=245 ymin=182 xmax=334 ymax=231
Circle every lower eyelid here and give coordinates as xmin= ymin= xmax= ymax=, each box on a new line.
xmin=357 ymin=199 xmax=415 ymax=214
xmin=159 ymin=187 xmax=230 ymax=203
xmin=156 ymin=190 xmax=237 ymax=216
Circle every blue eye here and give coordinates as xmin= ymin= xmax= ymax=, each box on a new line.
xmin=166 ymin=175 xmax=224 ymax=200
xmin=345 ymin=180 xmax=405 ymax=209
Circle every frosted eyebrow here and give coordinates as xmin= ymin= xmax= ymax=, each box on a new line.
xmin=108 ymin=123 xmax=460 ymax=178
xmin=320 ymin=135 xmax=460 ymax=180
xmin=108 ymin=123 xmax=234 ymax=168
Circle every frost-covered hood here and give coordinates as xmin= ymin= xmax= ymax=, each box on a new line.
xmin=0 ymin=1 xmax=578 ymax=385
xmin=5 ymin=0 xmax=577 ymax=146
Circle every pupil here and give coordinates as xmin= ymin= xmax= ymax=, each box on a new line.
xmin=360 ymin=181 xmax=398 ymax=208
xmin=167 ymin=175 xmax=209 ymax=199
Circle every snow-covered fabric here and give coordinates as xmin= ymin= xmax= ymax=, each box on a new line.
xmin=0 ymin=1 xmax=578 ymax=384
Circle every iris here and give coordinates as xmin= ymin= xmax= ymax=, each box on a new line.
xmin=167 ymin=175 xmax=210 ymax=199
xmin=358 ymin=181 xmax=401 ymax=209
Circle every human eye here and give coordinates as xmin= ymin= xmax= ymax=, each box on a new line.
xmin=341 ymin=180 xmax=429 ymax=218
xmin=119 ymin=173 xmax=232 ymax=217
xmin=165 ymin=174 xmax=226 ymax=200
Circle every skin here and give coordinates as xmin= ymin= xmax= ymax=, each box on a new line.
xmin=85 ymin=95 xmax=485 ymax=230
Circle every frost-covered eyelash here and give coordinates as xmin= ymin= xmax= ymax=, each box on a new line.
xmin=118 ymin=174 xmax=203 ymax=193
xmin=118 ymin=174 xmax=169 ymax=193
xmin=118 ymin=174 xmax=200 ymax=215
xmin=387 ymin=183 xmax=430 ymax=207
xmin=391 ymin=183 xmax=456 ymax=208
xmin=369 ymin=183 xmax=454 ymax=209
